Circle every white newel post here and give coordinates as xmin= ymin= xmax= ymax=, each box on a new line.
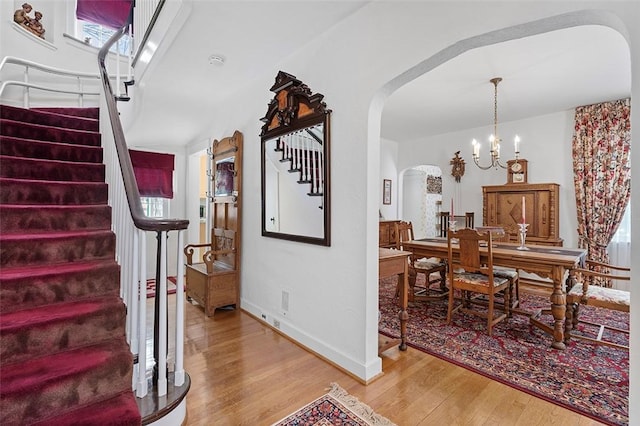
xmin=174 ymin=230 xmax=185 ymax=386
xmin=136 ymin=230 xmax=148 ymax=397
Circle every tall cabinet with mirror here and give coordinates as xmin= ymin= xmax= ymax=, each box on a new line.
xmin=184 ymin=131 xmax=243 ymax=316
xmin=260 ymin=71 xmax=331 ymax=246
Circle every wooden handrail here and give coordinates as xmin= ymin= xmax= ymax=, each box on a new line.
xmin=98 ymin=25 xmax=188 ymax=232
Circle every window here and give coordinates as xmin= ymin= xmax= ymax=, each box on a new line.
xmin=140 ymin=197 xmax=169 ymax=218
xmin=610 ymin=205 xmax=631 ymax=243
xmin=608 ymin=205 xmax=630 ymax=284
xmin=76 ymin=20 xmax=131 ymax=55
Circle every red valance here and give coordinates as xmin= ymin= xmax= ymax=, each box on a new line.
xmin=76 ymin=0 xmax=133 ymax=30
xmin=129 ymin=149 xmax=174 ymax=199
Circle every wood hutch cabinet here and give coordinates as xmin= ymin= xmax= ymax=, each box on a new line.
xmin=482 ymin=183 xmax=563 ymax=246
xmin=379 ymin=220 xmax=400 ymax=248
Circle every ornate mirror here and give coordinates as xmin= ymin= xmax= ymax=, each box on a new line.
xmin=260 ymin=71 xmax=331 ymax=246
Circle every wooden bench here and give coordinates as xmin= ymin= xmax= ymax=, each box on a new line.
xmin=184 ymin=228 xmax=238 ymax=316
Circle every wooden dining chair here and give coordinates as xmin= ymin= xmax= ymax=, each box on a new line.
xmin=446 ymin=228 xmax=510 ymax=335
xmin=439 ymin=211 xmax=474 ymax=237
xmin=394 ymin=221 xmax=448 ymax=302
xmin=565 ymin=260 xmax=630 ymax=349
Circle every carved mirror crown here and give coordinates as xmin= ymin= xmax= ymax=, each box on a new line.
xmin=260 ymin=71 xmax=331 ymax=246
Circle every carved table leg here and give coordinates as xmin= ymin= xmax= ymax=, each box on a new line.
xmin=398 ymin=269 xmax=409 ymax=351
xmin=407 ymin=264 xmax=417 ymax=303
xmin=549 ymin=266 xmax=566 ymax=350
xmin=564 ymin=302 xmax=575 ymax=344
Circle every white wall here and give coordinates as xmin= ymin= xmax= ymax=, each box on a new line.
xmin=397 ymin=110 xmax=579 ymax=246
xmin=186 ymin=4 xmax=640 ymax=389
xmin=379 ymin=138 xmax=398 ymax=220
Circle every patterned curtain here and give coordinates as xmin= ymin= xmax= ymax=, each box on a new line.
xmin=572 ymin=98 xmax=631 ymax=285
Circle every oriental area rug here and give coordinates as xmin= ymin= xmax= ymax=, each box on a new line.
xmin=378 ymin=276 xmax=629 ymax=425
xmin=146 ymin=276 xmax=177 ymax=298
xmin=271 ymin=383 xmax=397 ymax=426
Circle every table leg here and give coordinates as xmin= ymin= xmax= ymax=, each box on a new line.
xmin=407 ymin=265 xmax=417 ymax=302
xmin=549 ymin=266 xmax=566 ymax=350
xmin=398 ymin=269 xmax=408 ymax=351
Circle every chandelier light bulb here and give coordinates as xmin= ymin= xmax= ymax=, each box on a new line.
xmin=471 ymin=77 xmax=519 ymax=170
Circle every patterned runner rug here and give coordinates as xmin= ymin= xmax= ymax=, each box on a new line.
xmin=271 ymin=383 xmax=396 ymax=426
xmin=378 ymin=276 xmax=629 ymax=425
xmin=146 ymin=276 xmax=177 ymax=298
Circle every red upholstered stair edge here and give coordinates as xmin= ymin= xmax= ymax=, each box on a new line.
xmin=0 ymin=341 xmax=137 ymax=425
xmin=0 ymin=259 xmax=120 ymax=313
xmin=0 ymin=177 xmax=109 ymax=205
xmin=0 ymin=105 xmax=141 ymax=424
xmin=0 ymin=155 xmax=106 ymax=182
xmin=0 ymin=204 xmax=113 ymax=234
xmin=0 ymin=296 xmax=127 ymax=365
xmin=1 ymin=104 xmax=99 ymax=132
xmin=0 ymin=135 xmax=104 ymax=163
xmin=32 ymin=106 xmax=100 ymax=119
xmin=1 ymin=229 xmax=116 ymax=268
xmin=0 ymin=119 xmax=101 ymax=146
xmin=31 ymin=391 xmax=141 ymax=426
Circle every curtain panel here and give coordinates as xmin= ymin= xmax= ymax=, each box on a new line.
xmin=76 ymin=0 xmax=133 ymax=30
xmin=129 ymin=149 xmax=174 ymax=199
xmin=572 ymin=98 xmax=631 ymax=285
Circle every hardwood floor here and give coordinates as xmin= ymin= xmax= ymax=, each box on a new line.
xmin=162 ymin=294 xmax=603 ymax=425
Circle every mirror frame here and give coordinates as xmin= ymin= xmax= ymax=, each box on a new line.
xmin=260 ymin=71 xmax=331 ymax=246
xmin=211 ymin=133 xmax=241 ymax=205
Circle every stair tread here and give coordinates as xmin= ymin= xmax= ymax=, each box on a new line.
xmin=0 ymin=339 xmax=131 ymax=394
xmin=32 ymin=107 xmax=99 ymax=120
xmin=0 ymin=295 xmax=122 ymax=331
xmin=0 ymin=135 xmax=103 ymax=153
xmin=0 ymin=228 xmax=114 ymax=241
xmin=0 ymin=118 xmax=100 ymax=135
xmin=31 ymin=391 xmax=141 ymax=426
xmin=0 ymin=155 xmax=105 ymax=182
xmin=1 ymin=105 xmax=99 ymax=131
xmin=0 ymin=176 xmax=107 ymax=185
xmin=0 ymin=203 xmax=108 ymax=210
xmin=0 ymin=154 xmax=103 ymax=168
xmin=0 ymin=258 xmax=117 ymax=280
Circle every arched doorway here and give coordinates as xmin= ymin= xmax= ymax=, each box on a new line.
xmin=401 ymin=165 xmax=442 ymax=239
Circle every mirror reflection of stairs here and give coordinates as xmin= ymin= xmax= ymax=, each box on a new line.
xmin=274 ymin=126 xmax=324 ymax=197
xmin=0 ymin=105 xmax=141 ymax=425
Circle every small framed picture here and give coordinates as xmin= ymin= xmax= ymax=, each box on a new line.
xmin=383 ymin=179 xmax=392 ymax=205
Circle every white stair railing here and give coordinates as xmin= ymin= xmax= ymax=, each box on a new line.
xmin=0 ymin=56 xmax=102 ymax=107
xmin=278 ymin=128 xmax=324 ymax=196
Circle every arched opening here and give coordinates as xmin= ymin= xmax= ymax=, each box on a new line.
xmin=370 ymin=7 xmax=632 ymax=405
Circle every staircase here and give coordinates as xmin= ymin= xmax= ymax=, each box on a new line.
xmin=0 ymin=105 xmax=141 ymax=425
xmin=274 ymin=134 xmax=324 ymax=198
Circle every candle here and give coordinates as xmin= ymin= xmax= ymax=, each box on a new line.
xmin=521 ymin=196 xmax=526 ymax=224
xmin=514 ymin=135 xmax=521 ymax=153
xmin=451 ymin=198 xmax=454 ymax=218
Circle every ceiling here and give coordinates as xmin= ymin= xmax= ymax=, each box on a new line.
xmin=381 ymin=25 xmax=631 ymax=143
xmin=125 ymin=4 xmax=631 ymax=147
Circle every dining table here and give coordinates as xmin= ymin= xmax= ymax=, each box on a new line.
xmin=401 ymin=237 xmax=587 ymax=350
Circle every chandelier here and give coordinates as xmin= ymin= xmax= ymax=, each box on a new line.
xmin=471 ymin=77 xmax=520 ymax=170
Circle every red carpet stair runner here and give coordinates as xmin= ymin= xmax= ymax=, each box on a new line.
xmin=0 ymin=105 xmax=141 ymax=425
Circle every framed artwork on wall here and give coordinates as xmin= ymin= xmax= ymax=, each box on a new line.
xmin=383 ymin=179 xmax=392 ymax=205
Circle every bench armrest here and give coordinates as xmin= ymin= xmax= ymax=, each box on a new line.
xmin=184 ymin=243 xmax=214 ymax=264
xmin=203 ymin=248 xmax=236 ymax=273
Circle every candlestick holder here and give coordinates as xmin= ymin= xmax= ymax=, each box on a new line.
xmin=448 ymin=220 xmax=458 ymax=243
xmin=517 ymin=223 xmax=530 ymax=250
